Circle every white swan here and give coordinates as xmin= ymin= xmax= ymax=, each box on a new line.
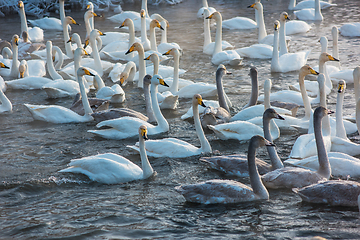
xmin=206 ymin=12 xmax=242 ymax=66
xmin=294 ymin=180 xmax=360 ymax=207
xmin=17 ymin=31 xmax=45 ymax=59
xmin=221 ymin=4 xmax=257 ymax=30
xmin=24 ymin=67 xmax=95 ymax=123
xmin=202 ymin=8 xmax=234 ymax=56
xmin=284 ymin=15 xmax=311 ymax=35
xmin=197 ymin=0 xmax=216 ymax=19
xmin=0 ymin=35 xmax=20 ymax=78
xmin=127 ymin=94 xmax=212 ymax=158
xmin=339 ymin=22 xmax=360 ymax=37
xmin=17 ymin=1 xmax=44 ymax=42
xmin=62 ymin=16 xmax=79 ymax=58
xmin=0 ymin=62 xmax=8 ymax=91
xmin=201 ymin=108 xmax=285 ymax=178
xmin=294 ymin=0 xmax=323 ymax=21
xmin=59 ymin=125 xmax=154 ymax=184
xmin=109 ymin=61 xmax=136 ymax=83
xmin=125 ymin=42 xmax=147 ymax=88
xmin=88 ymin=74 xmax=170 ymax=140
xmin=0 ymin=63 xmax=12 ymax=113
xmin=288 ymin=0 xmax=336 ymax=10
xmin=235 ymin=43 xmax=272 ymax=59
xmin=91 ymin=74 xmax=125 ymax=103
xmin=271 ymin=20 xmax=310 ymax=73
xmin=262 ymin=106 xmax=332 ymax=189
xmin=175 ymin=135 xmax=272 ymax=204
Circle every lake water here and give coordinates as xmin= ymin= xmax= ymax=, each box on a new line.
xmin=1 ymin=0 xmax=360 ymax=239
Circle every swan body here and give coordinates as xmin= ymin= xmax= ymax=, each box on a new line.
xmin=285 ymin=20 xmax=311 ymax=35
xmin=294 ymin=0 xmax=323 ymax=21
xmin=6 ymin=76 xmax=52 ymax=90
xmin=17 ymin=1 xmax=44 ymax=42
xmin=175 ymin=135 xmax=272 ymax=204
xmin=207 ymin=12 xmax=242 ymax=66
xmin=262 ymin=107 xmax=332 ymax=189
xmin=289 ymin=0 xmax=336 ymax=10
xmin=27 ymin=17 xmax=63 ymax=31
xmin=17 ymin=31 xmax=45 ymax=58
xmin=88 ymin=75 xmax=169 ymax=139
xmin=59 ymin=125 xmax=154 ymax=184
xmin=109 ymin=61 xmax=136 ymax=83
xmin=127 ymin=94 xmax=212 ymax=158
xmin=235 ymin=44 xmax=273 ymax=59
xmin=201 ymin=108 xmax=285 ymax=178
xmin=25 ymin=67 xmax=96 ymax=123
xmin=271 ymin=20 xmax=310 ymax=73
xmin=339 ymin=22 xmax=360 ymax=37
xmin=0 ymin=63 xmax=12 ymax=113
xmin=93 ymin=74 xmax=125 ymax=103
xmin=222 ymin=17 xmax=257 ymax=30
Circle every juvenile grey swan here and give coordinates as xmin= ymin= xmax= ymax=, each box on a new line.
xmin=262 ymin=106 xmax=332 ymax=189
xmin=201 ymin=108 xmax=284 ymax=177
xmin=175 ymin=135 xmax=273 ymax=204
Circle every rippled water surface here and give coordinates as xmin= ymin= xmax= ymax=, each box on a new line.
xmin=1 ymin=0 xmax=360 ymax=239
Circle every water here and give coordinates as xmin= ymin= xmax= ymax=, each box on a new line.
xmin=1 ymin=0 xmax=360 ymax=239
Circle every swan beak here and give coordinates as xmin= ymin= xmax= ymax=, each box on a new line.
xmin=248 ymin=3 xmax=256 ymax=8
xmin=14 ymin=36 xmax=19 ymax=46
xmin=327 ymin=109 xmax=335 ymax=115
xmin=141 ymin=128 xmax=148 ymax=140
xmin=265 ymin=140 xmax=276 ymax=147
xmin=20 ymin=71 xmax=24 ymax=78
xmin=310 ymin=68 xmax=319 ymax=75
xmin=144 ymin=55 xmax=151 ymax=60
xmin=84 ymin=68 xmax=95 ymax=77
xmin=163 ymin=49 xmax=171 ymax=55
xmin=198 ymin=97 xmax=206 ymax=108
xmin=119 ymin=77 xmax=126 ymax=86
xmin=159 ymin=25 xmax=164 ymax=31
xmin=86 ymin=4 xmax=91 ymax=9
xmin=98 ymin=30 xmax=106 ymax=36
xmin=0 ymin=62 xmax=10 ymax=69
xmin=84 ymin=49 xmax=89 ymax=56
xmin=338 ymin=83 xmax=344 ymax=93
xmin=277 ymin=114 xmax=285 ymax=120
xmin=285 ymin=14 xmax=290 ymax=21
xmin=328 ymin=55 xmax=339 ymax=62
xmin=140 ymin=9 xmax=145 ymax=18
xmin=71 ymin=18 xmax=79 ymax=25
xmin=119 ymin=21 xmax=126 ymax=28
xmin=52 ymin=55 xmax=55 ymax=62
xmin=92 ymin=12 xmax=98 ymax=17
xmin=83 ymin=39 xmax=90 ymax=49
xmin=274 ymin=22 xmax=279 ymax=31
xmin=67 ymin=37 xmax=72 ymax=43
xmin=159 ymin=78 xmax=169 ymax=87
xmin=126 ymin=45 xmax=135 ymax=55
xmin=18 ymin=1 xmax=24 ymax=8
xmin=206 ymin=13 xmax=214 ymax=19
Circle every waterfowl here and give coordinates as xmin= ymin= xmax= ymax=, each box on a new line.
xmin=59 ymin=125 xmax=154 ymax=184
xmin=262 ymin=107 xmax=332 ymax=189
xmin=339 ymin=22 xmax=360 ymax=37
xmin=17 ymin=1 xmax=44 ymax=42
xmin=109 ymin=61 xmax=136 ymax=84
xmin=206 ymin=12 xmax=242 ymax=66
xmin=294 ymin=0 xmax=323 ymax=21
xmin=17 ymin=31 xmax=45 ymax=58
xmin=0 ymin=35 xmax=20 ymax=78
xmin=175 ymin=135 xmax=272 ymax=204
xmin=93 ymin=74 xmax=125 ymax=103
xmin=221 ymin=3 xmax=257 ymax=30
xmin=288 ymin=0 xmax=336 ymax=10
xmin=197 ymin=0 xmax=216 ymax=19
xmin=24 ymin=67 xmax=96 ymax=123
xmin=88 ymin=74 xmax=169 ymax=139
xmin=62 ymin=16 xmax=80 ymax=58
xmin=201 ymin=108 xmax=284 ymax=178
xmin=0 ymin=63 xmax=12 ymax=113
xmin=127 ymin=94 xmax=212 ymax=158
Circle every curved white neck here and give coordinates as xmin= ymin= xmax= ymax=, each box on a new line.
xmin=248 ymin=140 xmax=269 ymax=199
xmin=336 ymin=89 xmax=348 ymax=139
xmin=137 ymin=47 xmax=146 ymax=88
xmin=0 ymin=89 xmax=12 ymax=112
xmin=271 ymin=29 xmax=280 ymax=71
xmin=63 ymin=22 xmax=74 ymax=58
xmin=213 ymin=14 xmax=222 ymax=56
xmin=53 ymin=46 xmax=64 ymax=70
xmin=193 ymin=102 xmax=212 ymax=153
xmin=216 ymin=70 xmax=229 ymax=112
xmin=314 ymin=111 xmax=331 ymax=179
xmin=59 ymin=0 xmax=66 ymax=24
xmin=10 ymin=42 xmax=19 ymax=78
xmin=279 ymin=18 xmax=288 ymax=56
xmin=142 ymin=0 xmax=149 ymax=18
xmin=19 ymin=7 xmax=28 ymax=34
xmin=202 ymin=0 xmax=209 ymax=7
xmin=319 ymin=58 xmax=332 ymax=91
xmin=89 ymin=34 xmax=103 ymax=76
xmin=46 ymin=43 xmax=63 ymax=80
xmin=299 ymin=72 xmax=312 ymax=119
xmin=160 ymin=21 xmax=167 ymax=44
xmin=128 ymin=21 xmax=136 ymax=48
xmin=77 ymin=74 xmax=93 ymax=115
xmin=149 ymin=25 xmax=157 ymax=51
xmin=84 ymin=12 xmax=93 ymax=38
xmin=170 ymin=51 xmax=180 ymax=94
xmin=356 ymin=99 xmax=360 ymax=135
xmin=143 ymin=81 xmax=156 ymax=123
xmin=127 ymin=62 xmax=137 ymax=82
xmin=332 ymin=27 xmax=341 ymax=69
xmin=150 ymin=83 xmax=169 ymax=131
xmin=203 ymin=12 xmax=211 ymax=49
xmin=141 ymin=15 xmax=148 ymax=44
xmin=93 ymin=74 xmax=106 ymax=90
xmin=264 ymin=81 xmax=271 ymax=110
xmin=139 ymin=132 xmax=153 ymax=179
xmin=257 ymin=4 xmax=267 ymax=42
xmin=315 ymin=0 xmax=323 ymax=21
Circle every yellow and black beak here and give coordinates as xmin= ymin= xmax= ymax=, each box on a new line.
xmin=310 ymin=67 xmax=319 ymax=75
xmin=274 ymin=22 xmax=279 ymax=31
xmin=15 ymin=36 xmax=19 ymax=46
xmin=71 ymin=18 xmax=79 ymax=25
xmin=0 ymin=62 xmax=10 ymax=69
xmin=20 ymin=71 xmax=24 ymax=78
xmin=248 ymin=3 xmax=256 ymax=8
xmin=92 ymin=12 xmax=98 ymax=17
xmin=141 ymin=127 xmax=148 ymax=140
xmin=163 ymin=49 xmax=171 ymax=56
xmin=86 ymin=4 xmax=91 ymax=9
xmin=159 ymin=78 xmax=169 ymax=87
xmin=84 ymin=68 xmax=95 ymax=77
xmin=67 ymin=37 xmax=72 ymax=43
xmin=83 ymin=39 xmax=89 ymax=49
xmin=328 ymin=55 xmax=340 ymax=62
xmin=338 ymin=82 xmax=344 ymax=93
xmin=206 ymin=13 xmax=214 ymax=19
xmin=18 ymin=1 xmax=23 ymax=8
xmin=119 ymin=76 xmax=125 ymax=86
xmin=98 ymin=30 xmax=106 ymax=36
xmin=119 ymin=21 xmax=126 ymax=28
xmin=144 ymin=55 xmax=151 ymax=60
xmin=198 ymin=96 xmax=206 ymax=108
xmin=126 ymin=45 xmax=135 ymax=55
xmin=285 ymin=14 xmax=290 ymax=20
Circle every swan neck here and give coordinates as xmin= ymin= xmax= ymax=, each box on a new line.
xmin=150 ymin=83 xmax=168 ymax=130
xmin=263 ymin=116 xmax=284 ymax=169
xmin=10 ymin=43 xmax=19 ymax=78
xmin=264 ymin=85 xmax=270 ymax=110
xmin=193 ymin=103 xmax=212 ymax=153
xmin=202 ymin=0 xmax=209 ymax=7
xmin=94 ymin=75 xmax=106 ymax=90
xmin=336 ymin=90 xmax=348 ymax=139
xmin=0 ymin=90 xmax=12 ymax=112
xmin=170 ymin=52 xmax=180 ymax=94
xmin=299 ymin=73 xmax=312 ymax=119
xmin=128 ymin=21 xmax=136 ymax=46
xmin=248 ymin=141 xmax=269 ymax=199
xmin=153 ymin=57 xmax=159 ymax=75
xmin=318 ymin=79 xmax=331 ymax=136
xmin=46 ymin=43 xmax=62 ymax=80
xmin=216 ymin=71 xmax=229 ymax=112
xmin=213 ymin=14 xmax=222 ymax=55
xmin=137 ymin=48 xmax=146 ymax=88
xmin=149 ymin=25 xmax=157 ymax=51
xmin=314 ymin=111 xmax=331 ymax=179
xmin=84 ymin=13 xmax=93 ymax=38
xmin=315 ymin=0 xmax=323 ymax=20
xmin=59 ymin=0 xmax=65 ymax=23
xmin=19 ymin=8 xmax=28 ymax=33
xmin=257 ymin=5 xmax=267 ymax=42
xmin=160 ymin=21 xmax=167 ymax=44
xmin=90 ymin=34 xmax=103 ymax=76
xmin=248 ymin=71 xmax=258 ymax=108
xmin=204 ymin=13 xmax=211 ymax=48
xmin=356 ymin=99 xmax=360 ymax=135
xmin=139 ymin=133 xmax=154 ymax=179
xmin=279 ymin=18 xmax=288 ymax=56
xmin=53 ymin=46 xmax=64 ymax=70
xmin=63 ymin=22 xmax=74 ymax=58
xmin=78 ymin=75 xmax=93 ymax=115
xmin=271 ymin=30 xmax=280 ymax=71
xmin=142 ymin=0 xmax=149 ymax=18
xmin=288 ymin=0 xmax=296 ymax=10
xmin=141 ymin=15 xmax=147 ymax=43
xmin=144 ymin=82 xmax=156 ymax=123
xmin=128 ymin=63 xmax=136 ymax=82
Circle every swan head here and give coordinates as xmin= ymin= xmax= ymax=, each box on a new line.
xmin=77 ymin=67 xmax=95 ymax=79
xmin=337 ymin=80 xmax=345 ymax=94
xmin=86 ymin=2 xmax=94 ymax=10
xmin=314 ymin=106 xmax=334 ymax=120
xmin=0 ymin=62 xmax=10 ymax=69
xmin=85 ymin=10 xmax=97 ymax=20
xmin=150 ymin=19 xmax=164 ymax=31
xmin=144 ymin=53 xmax=159 ymax=63
xmin=12 ymin=34 xmax=19 ymax=46
xmin=140 ymin=9 xmax=146 ymax=18
xmin=18 ymin=1 xmax=24 ymax=9
xmin=162 ymin=48 xmax=180 ymax=57
xmin=142 ymin=74 xmax=152 ymax=87
xmin=264 ymin=108 xmax=285 ymax=121
xmin=280 ymin=12 xmax=290 ymax=21
xmin=64 ymin=16 xmax=79 ymax=25
xmin=139 ymin=125 xmax=148 ymax=140
xmin=206 ymin=11 xmax=220 ymax=21
xmin=300 ymin=65 xmax=319 ymax=77
xmin=151 ymin=74 xmax=169 ymax=87
xmin=119 ymin=18 xmax=133 ymax=29
xmin=19 ymin=60 xmax=27 ymax=78
xmin=217 ymin=64 xmax=231 ymax=75
xmin=319 ymin=52 xmax=339 ymax=63
xmin=248 ymin=2 xmax=262 ymax=10
xmin=126 ymin=42 xmax=143 ymax=55
xmin=193 ymin=94 xmax=206 ymax=108
xmin=273 ymin=20 xmax=280 ymax=31
xmin=250 ymin=135 xmax=275 ymax=149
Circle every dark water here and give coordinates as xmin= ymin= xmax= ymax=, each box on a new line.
xmin=1 ymin=0 xmax=360 ymax=239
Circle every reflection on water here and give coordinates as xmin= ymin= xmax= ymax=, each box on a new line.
xmin=1 ymin=0 xmax=360 ymax=239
